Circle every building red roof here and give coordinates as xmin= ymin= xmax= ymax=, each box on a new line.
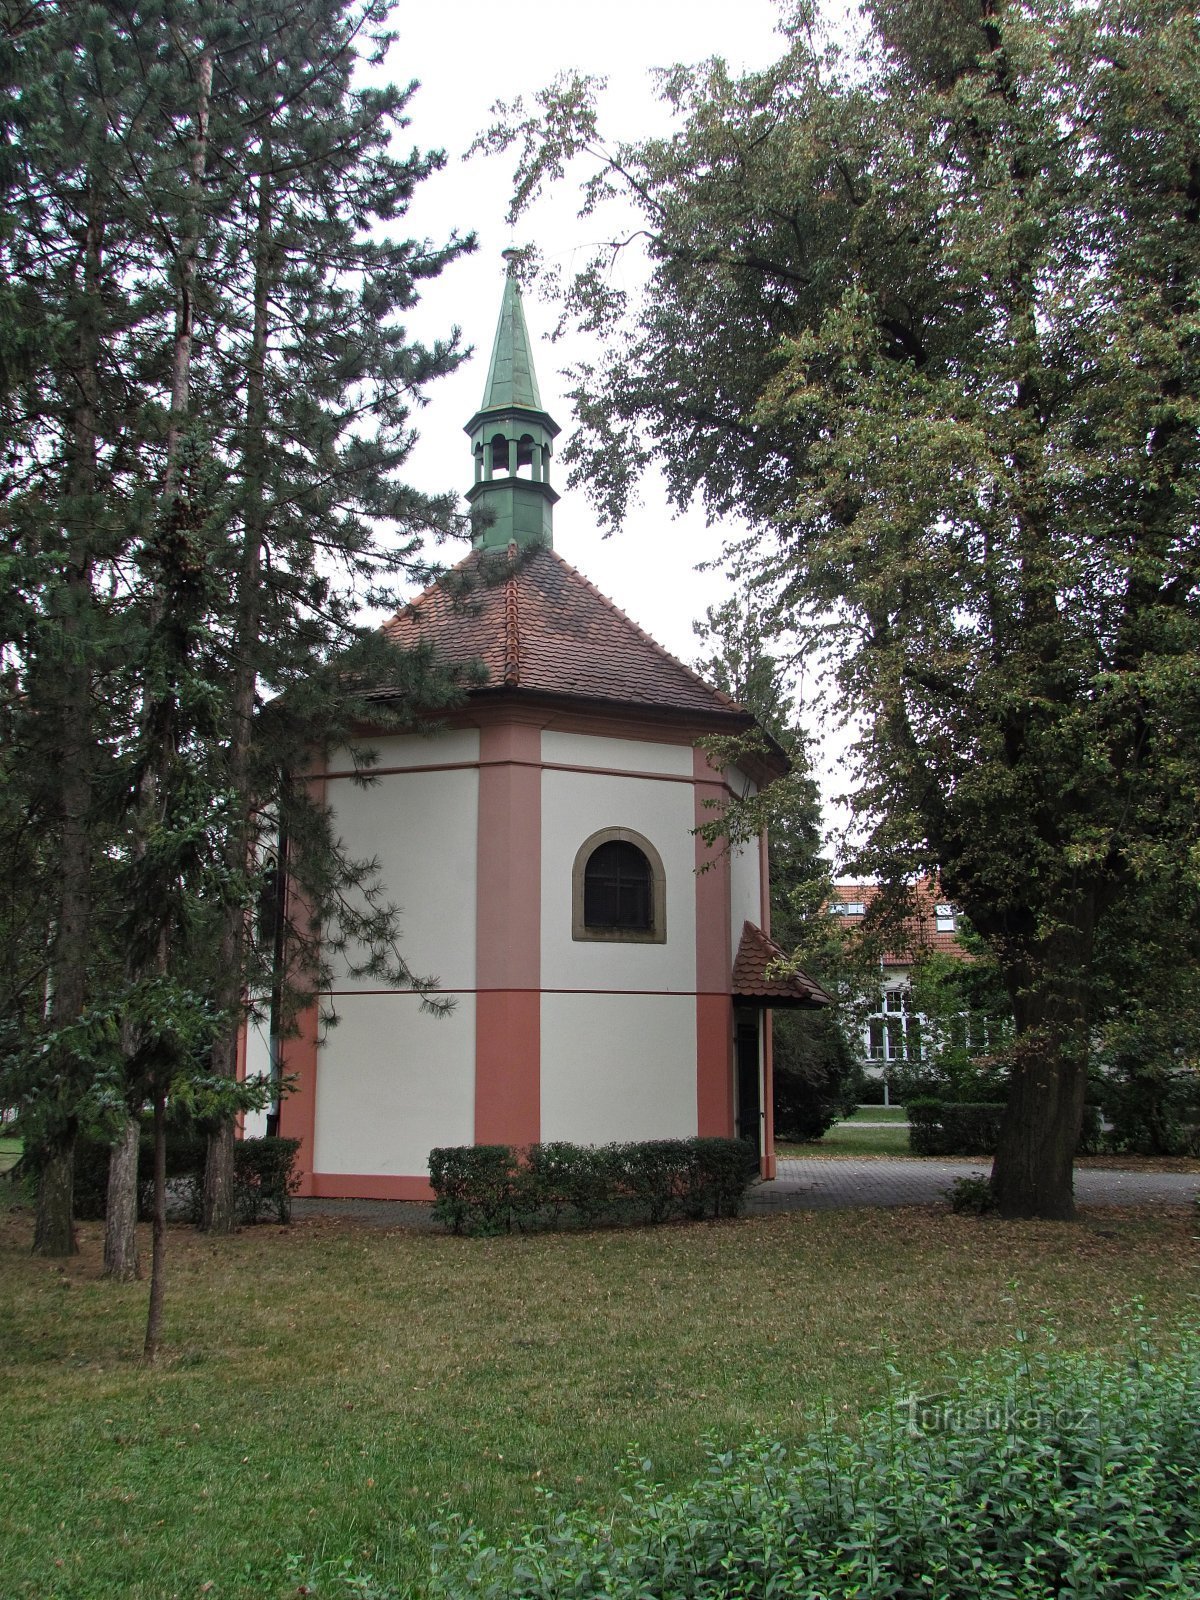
xmin=828 ymin=878 xmax=968 ymax=964
xmin=732 ymin=921 xmax=831 ymax=1008
xmin=382 ymin=544 xmax=754 ymax=726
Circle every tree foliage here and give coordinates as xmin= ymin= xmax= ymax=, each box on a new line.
xmin=693 ymin=594 xmax=860 ymax=1139
xmin=484 ymin=0 xmax=1200 ymax=1216
xmin=0 ymin=0 xmax=473 ymax=1322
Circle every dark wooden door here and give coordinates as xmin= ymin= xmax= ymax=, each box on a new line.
xmin=735 ymin=1018 xmax=761 ymax=1149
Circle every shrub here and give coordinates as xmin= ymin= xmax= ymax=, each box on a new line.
xmin=1100 ymin=1066 xmax=1200 ymax=1157
xmin=910 ymin=1100 xmax=1103 ymax=1158
xmin=772 ymin=1009 xmax=860 ymax=1140
xmin=428 ymin=1145 xmax=519 ymax=1235
xmin=233 ymin=1136 xmax=301 ymax=1224
xmin=689 ymin=1136 xmax=760 ymax=1218
xmin=908 ymin=1099 xmax=1005 ymax=1155
xmin=428 ymin=1138 xmax=758 ymax=1235
xmin=946 ymin=1173 xmax=995 ymax=1214
xmin=60 ymin=1130 xmax=298 ymax=1225
xmin=430 ymin=1322 xmax=1200 ymax=1600
xmin=616 ymin=1138 xmax=695 ymax=1224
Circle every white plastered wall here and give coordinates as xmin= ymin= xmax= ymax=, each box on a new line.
xmin=313 ymin=993 xmax=476 ymax=1175
xmin=728 ymin=770 xmax=762 ymax=946
xmin=324 ymin=728 xmax=480 ymax=774
xmin=539 ymin=734 xmax=702 ymax=1146
xmin=242 ymin=1015 xmax=272 ymax=1140
xmin=322 ymin=752 xmax=479 ymax=992
xmin=314 ymin=729 xmax=479 ymax=1177
xmin=542 ymin=730 xmax=694 ymax=778
xmin=540 ymin=761 xmax=697 ymax=994
xmin=540 ymin=993 xmax=698 ymax=1143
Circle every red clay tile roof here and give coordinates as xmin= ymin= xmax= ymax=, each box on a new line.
xmin=829 ymin=878 xmax=969 ymax=965
xmin=733 ymin=922 xmax=832 ymax=1008
xmin=382 ymin=544 xmax=751 ymax=724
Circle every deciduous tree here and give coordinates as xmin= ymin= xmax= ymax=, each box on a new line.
xmin=485 ymin=0 xmax=1200 ymax=1217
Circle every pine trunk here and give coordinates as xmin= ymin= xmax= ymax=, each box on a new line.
xmin=103 ymin=1115 xmax=140 ymax=1281
xmin=202 ymin=1119 xmax=237 ymax=1235
xmin=142 ymin=1092 xmax=168 ymax=1363
xmin=33 ymin=1130 xmax=77 ymax=1256
xmin=33 ymin=193 xmax=102 ymax=1260
xmin=202 ymin=159 xmax=272 ymax=1233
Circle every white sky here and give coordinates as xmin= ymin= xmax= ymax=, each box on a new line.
xmin=382 ymin=0 xmax=859 ymax=846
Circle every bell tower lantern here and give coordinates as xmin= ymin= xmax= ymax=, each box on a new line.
xmin=464 ymin=251 xmax=560 ymax=550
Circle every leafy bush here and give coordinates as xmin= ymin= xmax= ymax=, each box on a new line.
xmin=946 ymin=1173 xmax=996 ymax=1214
xmin=772 ymin=1009 xmax=861 ymax=1140
xmin=428 ymin=1138 xmax=758 ymax=1235
xmin=234 ymin=1136 xmax=301 ymax=1223
xmin=64 ymin=1130 xmax=298 ymax=1225
xmin=428 ymin=1145 xmax=519 ymax=1235
xmin=1100 ymin=1065 xmax=1200 ymax=1157
xmin=908 ymin=1099 xmax=1005 ymax=1155
xmin=429 ymin=1322 xmax=1200 ymax=1600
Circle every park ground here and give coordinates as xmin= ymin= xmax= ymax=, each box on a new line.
xmin=2 ymin=1153 xmax=1198 ymax=1600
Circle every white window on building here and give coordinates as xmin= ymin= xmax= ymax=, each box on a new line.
xmin=866 ymin=986 xmax=923 ymax=1063
xmin=935 ymin=903 xmax=957 ymax=933
xmin=829 ymin=900 xmax=866 ymax=916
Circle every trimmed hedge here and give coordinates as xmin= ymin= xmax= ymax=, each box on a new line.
xmin=908 ymin=1098 xmax=1006 ymax=1155
xmin=909 ymin=1099 xmax=1101 ymax=1157
xmin=428 ymin=1137 xmax=758 ymax=1235
xmin=429 ymin=1322 xmax=1200 ymax=1600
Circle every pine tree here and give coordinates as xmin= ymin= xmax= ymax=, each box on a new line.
xmin=1 ymin=0 xmax=475 ymax=1319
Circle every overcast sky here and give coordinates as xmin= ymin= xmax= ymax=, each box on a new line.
xmin=381 ymin=0 xmax=858 ymax=846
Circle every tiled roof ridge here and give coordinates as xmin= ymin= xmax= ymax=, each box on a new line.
xmin=503 ymin=542 xmax=520 ymax=686
xmin=540 ymin=547 xmax=745 ymax=716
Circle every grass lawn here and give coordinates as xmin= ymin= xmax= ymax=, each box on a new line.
xmin=845 ymin=1106 xmax=909 ymax=1124
xmin=780 ymin=1122 xmax=913 ymax=1157
xmin=3 ymin=1194 xmax=1197 ymax=1599
xmin=0 ymin=1136 xmax=21 ymax=1175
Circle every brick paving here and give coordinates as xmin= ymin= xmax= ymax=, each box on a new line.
xmin=291 ymin=1158 xmax=1198 ymax=1230
xmin=748 ymin=1158 xmax=1200 ymax=1214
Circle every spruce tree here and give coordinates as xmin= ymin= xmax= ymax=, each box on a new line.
xmin=1 ymin=0 xmax=475 ymax=1311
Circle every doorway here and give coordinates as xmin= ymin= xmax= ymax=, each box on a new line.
xmin=735 ymin=1014 xmax=762 ymax=1153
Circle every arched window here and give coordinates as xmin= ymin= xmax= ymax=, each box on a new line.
xmin=572 ymin=828 xmax=666 ymax=944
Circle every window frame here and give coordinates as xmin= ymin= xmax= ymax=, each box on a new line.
xmin=572 ymin=827 xmax=667 ymax=945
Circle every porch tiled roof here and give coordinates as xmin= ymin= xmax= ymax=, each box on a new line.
xmin=383 ymin=544 xmax=750 ymax=722
xmin=733 ymin=921 xmax=832 ymax=1008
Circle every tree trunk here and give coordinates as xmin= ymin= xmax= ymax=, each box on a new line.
xmin=103 ymin=1114 xmax=140 ymax=1280
xmin=33 ymin=193 xmax=103 ymax=1260
xmin=33 ymin=1128 xmax=77 ymax=1256
xmin=202 ymin=1119 xmax=237 ymax=1234
xmin=143 ymin=1091 xmax=168 ymax=1363
xmin=990 ymin=953 xmax=1091 ymax=1220
xmin=202 ymin=157 xmax=272 ymax=1233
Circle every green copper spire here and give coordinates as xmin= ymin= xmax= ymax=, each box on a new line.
xmin=481 ymin=258 xmax=543 ymax=412
xmin=465 ymin=251 xmax=560 ymax=551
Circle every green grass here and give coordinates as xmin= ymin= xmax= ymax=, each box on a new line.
xmin=845 ymin=1105 xmax=909 ymax=1123
xmin=2 ymin=1196 xmax=1197 ymax=1599
xmin=0 ymin=1136 xmax=21 ymax=1175
xmin=780 ymin=1122 xmax=913 ymax=1157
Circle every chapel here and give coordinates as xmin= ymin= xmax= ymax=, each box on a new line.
xmin=272 ymin=257 xmax=829 ymax=1200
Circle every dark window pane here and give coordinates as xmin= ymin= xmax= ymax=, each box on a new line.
xmin=584 ymin=840 xmax=652 ymax=930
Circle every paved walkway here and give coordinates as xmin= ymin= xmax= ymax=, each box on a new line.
xmin=291 ymin=1158 xmax=1198 ymax=1230
xmin=748 ymin=1158 xmax=1199 ymax=1213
